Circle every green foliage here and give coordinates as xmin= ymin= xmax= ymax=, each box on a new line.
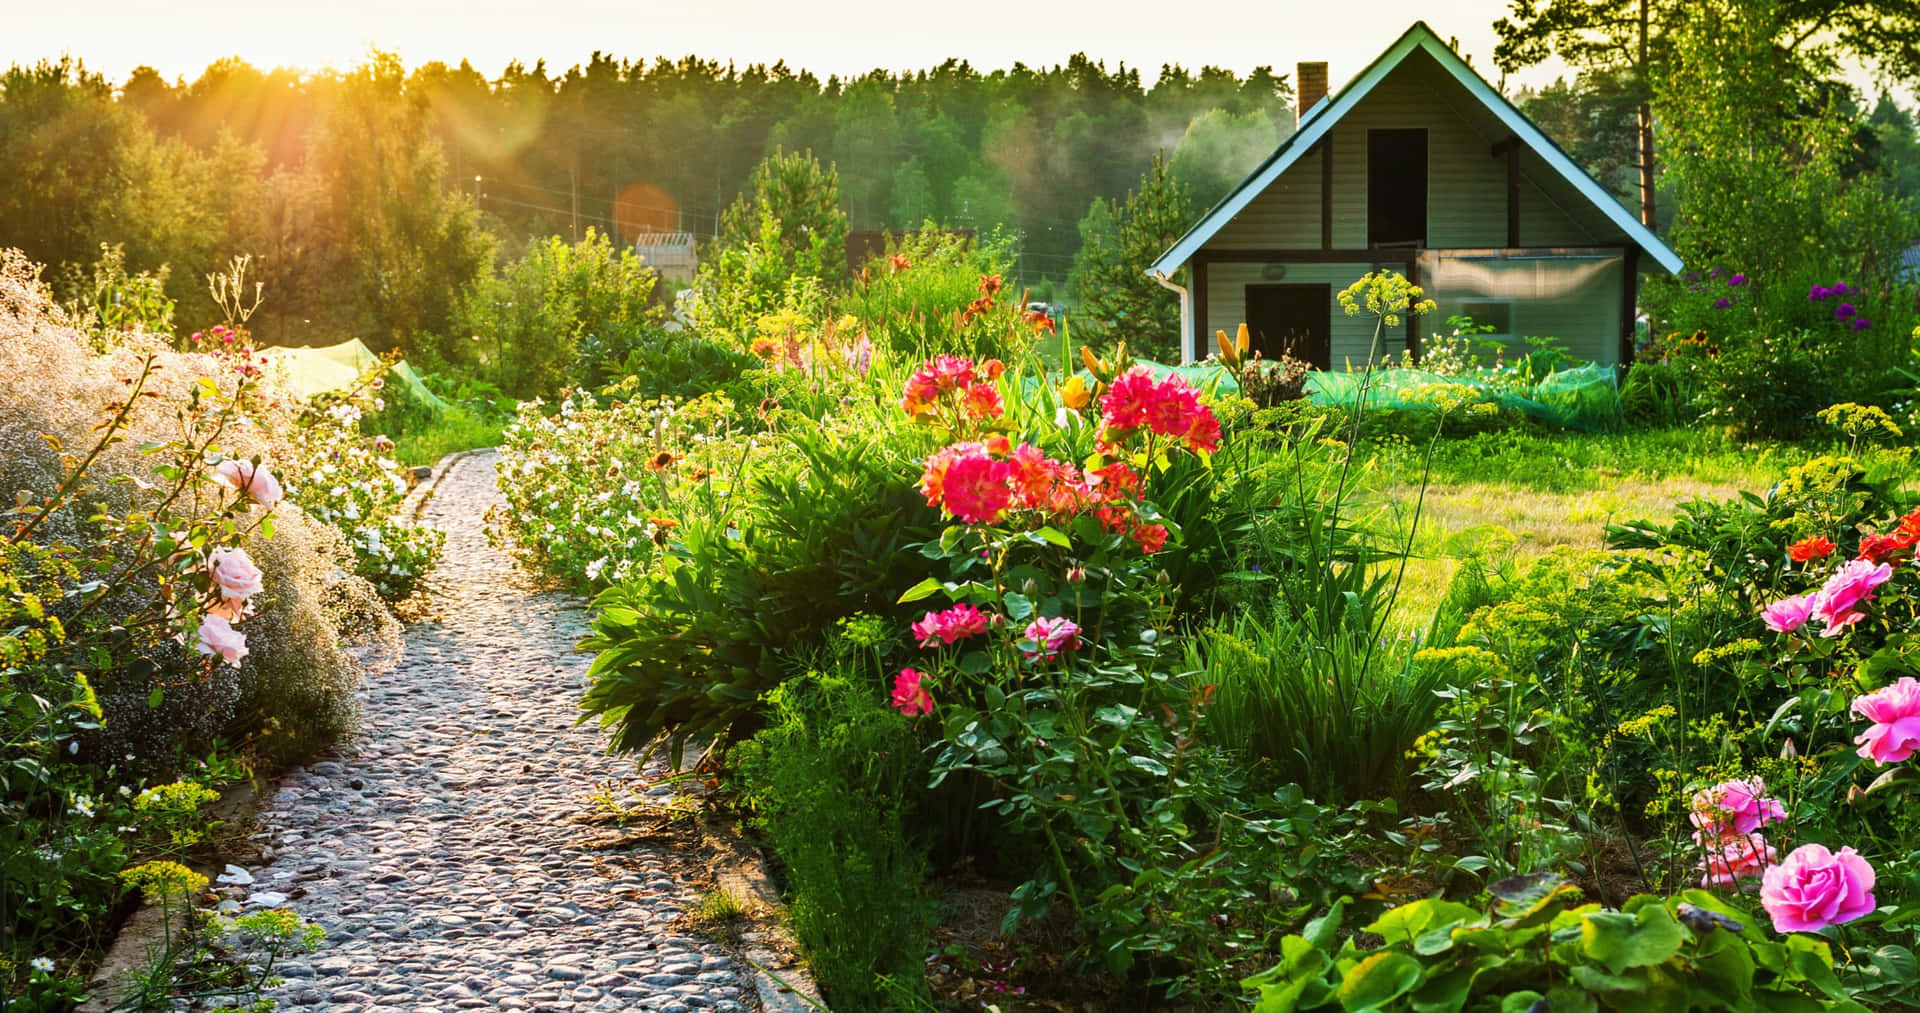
xmin=578 ymin=414 xmax=945 ymax=763
xmin=318 ymin=53 xmax=494 ymax=349
xmin=733 ymin=668 xmax=933 ymax=1011
xmin=1243 ymin=881 xmax=1870 ymax=1011
xmin=448 ymin=227 xmax=663 ymax=397
xmin=1070 ymin=155 xmax=1192 ymax=362
xmin=1190 ymin=611 xmax=1456 ymax=803
xmin=56 ymin=243 xmax=175 ymax=349
xmin=717 ymin=148 xmax=850 ymax=291
xmin=284 ymin=364 xmax=446 ymax=601
xmin=842 ymin=227 xmax=1033 ymax=361
xmin=1169 ymin=108 xmax=1281 ymax=209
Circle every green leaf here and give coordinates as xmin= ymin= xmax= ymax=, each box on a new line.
xmin=1580 ymin=905 xmax=1687 ymax=975
xmin=1365 ymin=899 xmax=1482 ymax=947
xmin=1498 ymin=993 xmax=1544 ymax=1013
xmin=1864 ymin=765 xmax=1920 ymax=795
xmin=1305 ymin=898 xmax=1350 ymax=950
xmin=1126 ymin=755 xmax=1169 ymax=776
xmin=1335 ymin=951 xmax=1422 ymax=1011
xmin=1031 ymin=525 xmax=1072 ymax=548
xmin=1001 ymin=591 xmax=1034 ymax=621
xmin=147 ymin=685 xmax=164 ymax=708
xmin=896 ymin=577 xmax=944 ymax=604
xmin=1569 ymin=965 xmax=1648 ymax=993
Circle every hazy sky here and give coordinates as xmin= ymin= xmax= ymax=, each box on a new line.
xmin=7 ymin=0 xmax=1912 ymax=103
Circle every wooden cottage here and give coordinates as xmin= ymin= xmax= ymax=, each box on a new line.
xmin=1149 ymin=22 xmax=1682 ymax=368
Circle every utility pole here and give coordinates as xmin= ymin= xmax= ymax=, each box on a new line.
xmin=569 ymin=162 xmax=581 ymax=243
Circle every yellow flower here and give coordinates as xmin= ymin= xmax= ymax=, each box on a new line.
xmin=1058 ymin=374 xmax=1091 ymax=411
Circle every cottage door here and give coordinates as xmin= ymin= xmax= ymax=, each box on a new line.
xmin=1244 ymin=283 xmax=1331 ymax=369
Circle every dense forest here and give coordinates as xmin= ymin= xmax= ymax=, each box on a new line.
xmin=1 ymin=36 xmax=1917 ymax=355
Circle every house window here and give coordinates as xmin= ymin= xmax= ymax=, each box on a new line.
xmin=1367 ymin=128 xmax=1428 ymax=247
xmin=1459 ymin=300 xmax=1513 ymax=336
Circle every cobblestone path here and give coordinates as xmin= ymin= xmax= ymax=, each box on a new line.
xmin=249 ymin=451 xmax=756 ymax=1012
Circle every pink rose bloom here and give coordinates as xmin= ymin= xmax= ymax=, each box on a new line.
xmin=1760 ymin=594 xmax=1815 ymax=634
xmin=196 ymin=614 xmax=249 ymax=667
xmin=1698 ymin=830 xmax=1778 ymax=889
xmin=1810 ymin=559 xmax=1893 ymax=637
xmin=1022 ymin=616 xmax=1081 ymax=661
xmin=939 ymin=451 xmax=1014 ymax=526
xmin=1760 ymin=844 xmax=1876 ymax=933
xmin=1689 ymin=777 xmax=1786 ymax=835
xmin=1852 ymin=677 xmax=1920 ymax=765
xmin=210 ymin=457 xmax=284 ymax=509
xmin=207 ymin=546 xmax=265 ymax=601
xmin=911 ymin=604 xmax=992 ymax=648
xmin=891 ymin=668 xmax=933 ymax=717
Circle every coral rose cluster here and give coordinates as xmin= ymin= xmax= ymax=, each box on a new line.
xmin=1097 ymin=366 xmax=1221 ymax=455
xmin=912 ymin=603 xmax=994 ymax=647
xmin=901 ymin=355 xmax=1005 ymax=423
xmin=917 ymin=437 xmax=1166 ymax=551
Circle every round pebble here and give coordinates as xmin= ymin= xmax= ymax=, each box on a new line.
xmin=250 ymin=453 xmax=754 ymax=1009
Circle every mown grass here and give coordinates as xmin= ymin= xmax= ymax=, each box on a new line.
xmin=1349 ymin=426 xmax=1824 ymax=623
xmin=385 ymin=403 xmax=506 ymax=468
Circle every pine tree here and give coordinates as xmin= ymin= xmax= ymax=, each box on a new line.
xmin=717 ymin=148 xmax=849 ymax=287
xmin=1069 ymin=155 xmax=1192 ymax=362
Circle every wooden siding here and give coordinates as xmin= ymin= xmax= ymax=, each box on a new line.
xmin=1201 ymin=48 xmax=1601 ymax=257
xmin=1204 ymin=262 xmax=1398 ymax=366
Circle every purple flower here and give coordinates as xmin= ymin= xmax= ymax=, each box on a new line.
xmin=1810 ymin=286 xmax=1831 ymax=302
xmin=1853 ymin=318 xmax=1871 ymax=332
xmin=1714 ymin=298 xmax=1733 ymax=309
xmin=1836 ymin=303 xmax=1857 ymax=320
xmin=1710 ymin=268 xmax=1723 ymax=278
xmin=1729 ymin=273 xmax=1747 ymax=286
xmin=1832 ymin=282 xmax=1851 ymax=295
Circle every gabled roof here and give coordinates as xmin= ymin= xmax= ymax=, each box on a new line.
xmin=1148 ymin=22 xmax=1683 ymax=276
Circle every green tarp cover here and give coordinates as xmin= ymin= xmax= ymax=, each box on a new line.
xmin=1127 ymin=359 xmax=1621 ymax=432
xmin=258 ymin=338 xmax=446 ymax=409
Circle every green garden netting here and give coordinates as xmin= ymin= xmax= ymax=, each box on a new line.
xmin=1130 ymin=359 xmax=1622 ymax=432
xmin=257 ymin=338 xmax=447 ymax=410
xmin=1305 ymin=363 xmax=1621 ymax=431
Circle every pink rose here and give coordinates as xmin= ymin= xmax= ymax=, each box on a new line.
xmin=1852 ymin=677 xmax=1920 ymax=765
xmin=1689 ymin=777 xmax=1786 ymax=835
xmin=1022 ymin=616 xmax=1081 ymax=661
xmin=210 ymin=457 xmax=284 ymax=509
xmin=1698 ymin=830 xmax=1778 ymax=889
xmin=206 ymin=546 xmax=264 ymax=602
xmin=1810 ymin=559 xmax=1892 ymax=637
xmin=1760 ymin=594 xmax=1815 ymax=634
xmin=1760 ymin=844 xmax=1876 ymax=933
xmin=196 ymin=614 xmax=249 ymax=667
xmin=891 ymin=668 xmax=933 ymax=717
xmin=911 ymin=604 xmax=992 ymax=648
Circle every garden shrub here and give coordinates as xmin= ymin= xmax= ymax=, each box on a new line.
xmin=450 ymin=227 xmax=666 ymax=398
xmin=579 ymin=410 xmax=946 ymax=762
xmin=1242 ymin=878 xmax=1868 ymax=1011
xmin=733 ymin=665 xmax=933 ymax=1011
xmin=0 ymin=249 xmax=398 ymax=1003
xmin=282 ymin=365 xmax=446 ymax=601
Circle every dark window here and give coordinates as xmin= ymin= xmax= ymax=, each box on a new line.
xmin=1459 ymin=300 xmax=1513 ymax=335
xmin=1368 ymin=128 xmax=1428 ymax=247
xmin=1245 ymin=283 xmax=1331 ymax=369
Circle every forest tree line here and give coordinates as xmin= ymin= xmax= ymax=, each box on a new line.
xmin=3 ymin=2 xmax=1919 ymax=359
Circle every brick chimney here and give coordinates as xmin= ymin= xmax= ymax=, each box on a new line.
xmin=1297 ymin=62 xmax=1328 ymax=124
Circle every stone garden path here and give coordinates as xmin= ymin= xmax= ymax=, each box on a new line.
xmin=248 ymin=452 xmax=758 ymax=1012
